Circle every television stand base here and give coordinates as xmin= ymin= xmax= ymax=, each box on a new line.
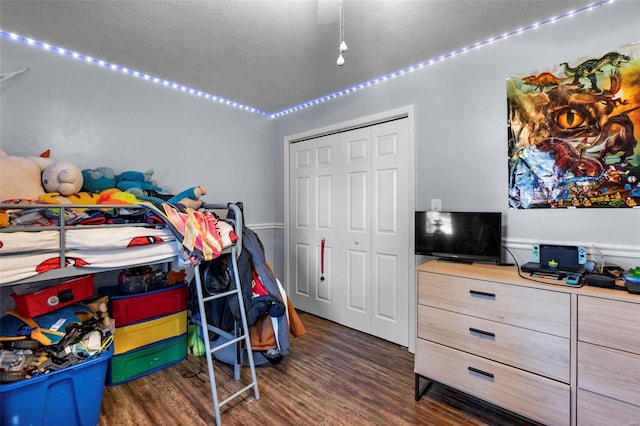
xmin=436 ymin=257 xmax=473 ymax=265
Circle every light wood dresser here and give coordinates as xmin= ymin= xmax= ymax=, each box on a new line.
xmin=415 ymin=260 xmax=639 ymax=426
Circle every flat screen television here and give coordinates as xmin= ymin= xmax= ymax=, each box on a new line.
xmin=415 ymin=211 xmax=503 ymax=264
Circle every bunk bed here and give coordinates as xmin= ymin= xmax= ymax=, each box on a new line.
xmin=0 ymin=201 xmax=259 ymax=426
xmin=0 ymin=202 xmax=237 ymax=285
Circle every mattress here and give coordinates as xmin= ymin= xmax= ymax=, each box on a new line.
xmin=0 ymin=227 xmax=178 ymax=285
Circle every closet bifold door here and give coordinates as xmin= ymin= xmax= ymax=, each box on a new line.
xmin=337 ymin=119 xmax=409 ymax=346
xmin=337 ymin=126 xmax=371 ymax=335
xmin=288 ymin=134 xmax=341 ymax=321
xmin=288 ymin=118 xmax=410 ymax=347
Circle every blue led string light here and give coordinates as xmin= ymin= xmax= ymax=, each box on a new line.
xmin=0 ymin=30 xmax=268 ymax=116
xmin=270 ymin=0 xmax=613 ymax=118
xmin=0 ymin=0 xmax=614 ymax=118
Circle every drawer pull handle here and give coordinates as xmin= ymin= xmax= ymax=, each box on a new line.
xmin=469 ymin=327 xmax=495 ymax=338
xmin=469 ymin=290 xmax=496 ymax=299
xmin=468 ymin=366 xmax=494 ymax=379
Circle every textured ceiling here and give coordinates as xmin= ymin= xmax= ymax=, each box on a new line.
xmin=0 ymin=0 xmax=601 ymax=114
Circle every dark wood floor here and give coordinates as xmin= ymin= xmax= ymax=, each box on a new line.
xmin=99 ymin=312 xmax=537 ymax=425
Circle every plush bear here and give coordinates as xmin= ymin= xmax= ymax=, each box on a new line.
xmin=0 ymin=150 xmax=86 ymax=203
xmin=0 ymin=150 xmax=52 ymax=201
xmin=41 ymin=160 xmax=83 ymax=197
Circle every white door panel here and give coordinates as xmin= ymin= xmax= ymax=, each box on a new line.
xmin=348 ymin=171 xmax=367 ymax=232
xmin=295 ymin=177 xmax=311 ymax=228
xmin=370 ymin=120 xmax=409 ymax=346
xmin=294 ymin=243 xmax=311 ymax=297
xmin=316 ymin=174 xmax=332 ymax=230
xmin=347 ymin=249 xmax=368 ymax=313
xmin=289 ymin=135 xmax=341 ymax=319
xmin=316 ymin=145 xmax=332 ymax=166
xmin=347 ymin=135 xmax=368 ymax=162
xmin=374 ymin=253 xmax=398 ymax=320
xmin=375 ymin=131 xmax=399 ymax=159
xmin=339 ymin=127 xmax=371 ymax=333
xmin=290 ymin=148 xmax=314 ymax=313
xmin=375 ymin=168 xmax=398 ymax=234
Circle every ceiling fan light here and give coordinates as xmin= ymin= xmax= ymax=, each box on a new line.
xmin=340 ymin=40 xmax=348 ymax=52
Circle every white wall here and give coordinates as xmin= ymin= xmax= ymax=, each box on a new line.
xmin=274 ymin=0 xmax=640 ymax=271
xmin=0 ymin=38 xmax=283 ymax=311
xmin=1 ymin=1 xmax=639 ymax=280
xmin=0 ymin=39 xmax=276 ymax=228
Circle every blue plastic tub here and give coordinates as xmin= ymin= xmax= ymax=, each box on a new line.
xmin=0 ymin=346 xmax=112 ymax=426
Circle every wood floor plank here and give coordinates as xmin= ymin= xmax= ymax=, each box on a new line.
xmin=99 ymin=312 xmax=539 ymax=425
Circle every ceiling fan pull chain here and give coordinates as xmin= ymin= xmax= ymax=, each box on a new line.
xmin=337 ymin=0 xmax=347 ymax=66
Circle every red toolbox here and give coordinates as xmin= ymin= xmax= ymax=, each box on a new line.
xmin=102 ymin=282 xmax=188 ymax=327
xmin=11 ymin=275 xmax=94 ymax=318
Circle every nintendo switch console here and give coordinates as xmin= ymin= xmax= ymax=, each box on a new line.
xmin=524 ymin=244 xmax=587 ymax=275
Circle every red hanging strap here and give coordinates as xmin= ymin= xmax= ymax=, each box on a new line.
xmin=320 ymin=237 xmax=325 ymax=281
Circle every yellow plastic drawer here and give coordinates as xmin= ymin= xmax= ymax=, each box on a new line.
xmin=113 ymin=310 xmax=187 ymax=355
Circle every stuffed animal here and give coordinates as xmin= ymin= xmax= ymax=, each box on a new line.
xmin=67 ymin=192 xmax=101 ymax=205
xmin=116 ymin=169 xmax=163 ymax=194
xmin=0 ymin=150 xmax=86 ymax=203
xmin=0 ymin=150 xmax=52 ymax=201
xmin=82 ymin=167 xmax=117 ymax=193
xmin=97 ymin=188 xmax=139 ymax=205
xmin=41 ymin=160 xmax=83 ymax=196
xmin=0 ymin=211 xmax=9 ymax=227
xmin=139 ymin=185 xmax=207 ymax=209
xmin=169 ymin=185 xmax=207 ymax=209
xmin=40 ymin=191 xmax=100 ymax=211
xmin=40 ymin=192 xmax=72 ymax=205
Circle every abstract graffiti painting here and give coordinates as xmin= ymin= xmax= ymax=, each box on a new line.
xmin=507 ymin=41 xmax=640 ymax=209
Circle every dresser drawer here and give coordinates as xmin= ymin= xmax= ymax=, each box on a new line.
xmin=578 ymin=295 xmax=640 ymax=354
xmin=577 ymin=389 xmax=640 ymax=426
xmin=418 ymin=305 xmax=570 ymax=382
xmin=578 ymin=341 xmax=640 ymax=406
xmin=418 ymin=272 xmax=570 ymax=337
xmin=415 ymin=339 xmax=570 ymax=426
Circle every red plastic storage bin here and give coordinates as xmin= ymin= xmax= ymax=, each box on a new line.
xmin=11 ymin=275 xmax=94 ymax=318
xmin=105 ymin=282 xmax=187 ymax=327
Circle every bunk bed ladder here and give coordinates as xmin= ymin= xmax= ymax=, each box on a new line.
xmin=192 ymin=204 xmax=259 ymax=426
